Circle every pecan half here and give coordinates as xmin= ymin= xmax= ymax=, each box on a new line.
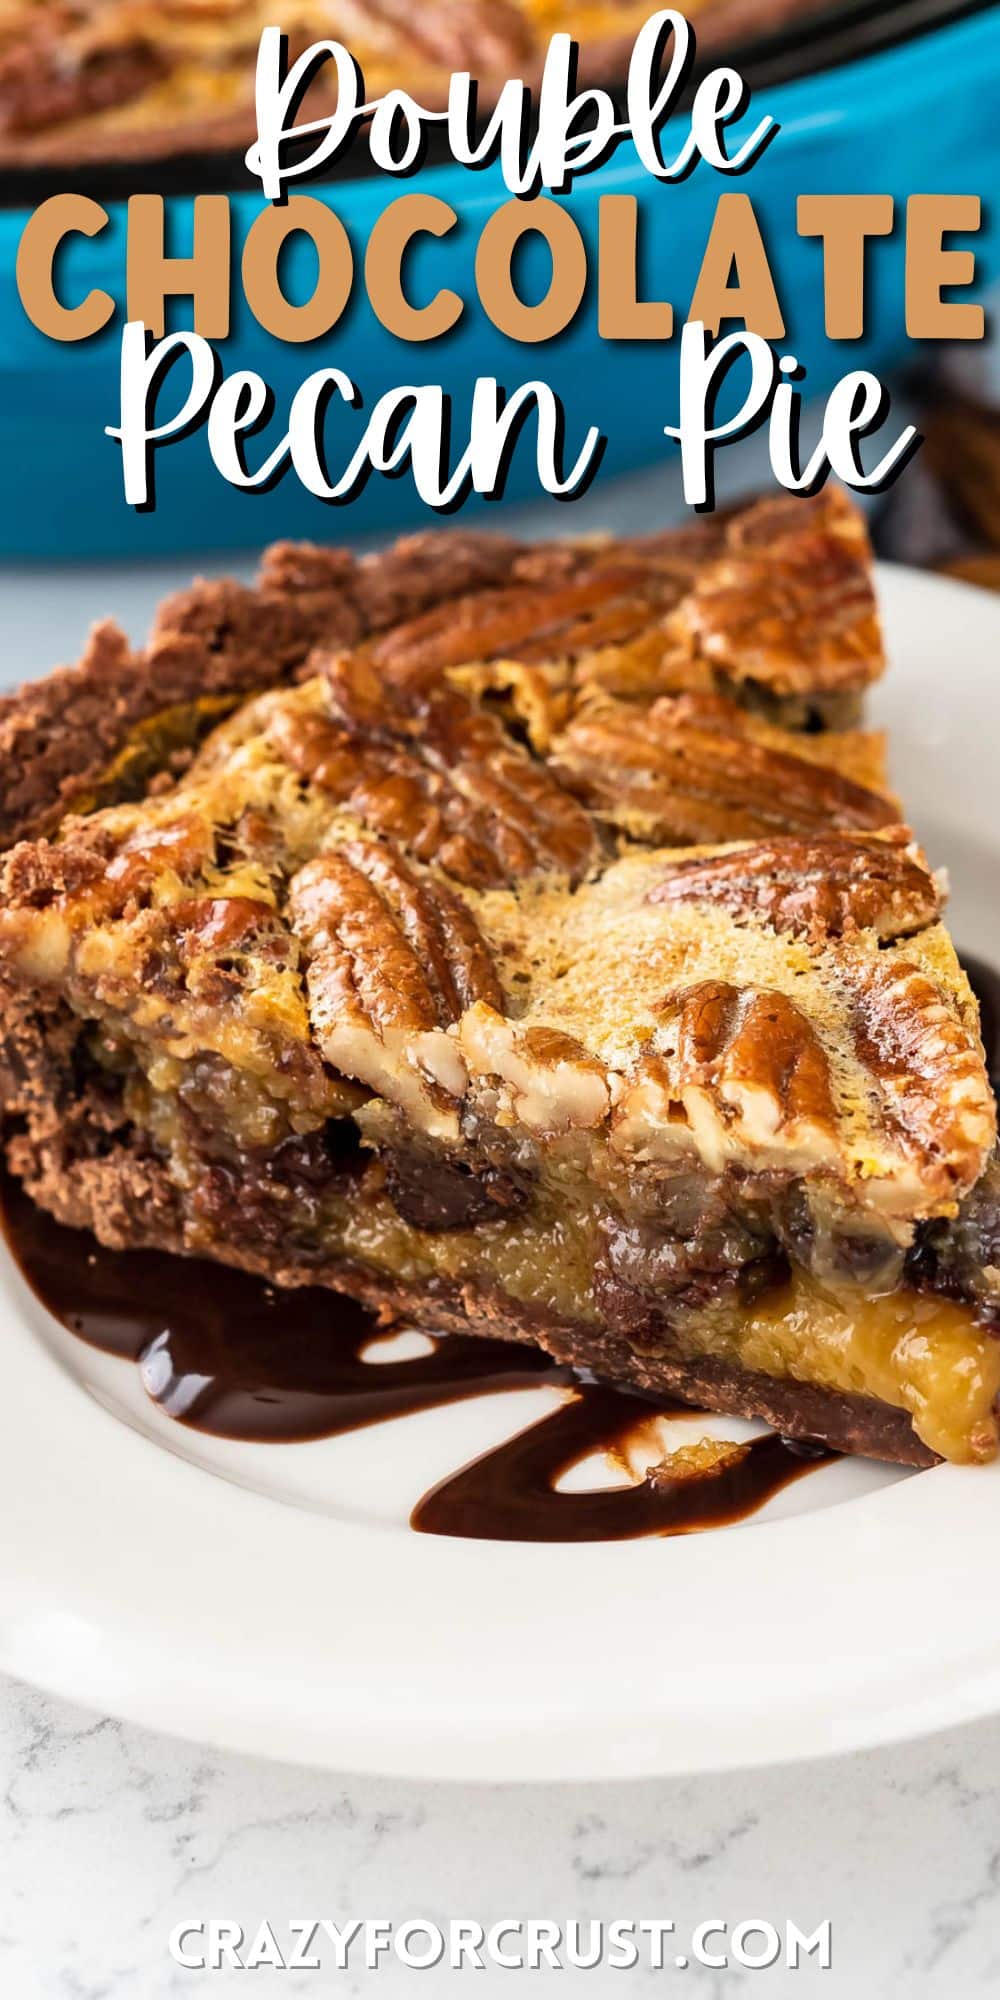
xmin=844 ymin=955 xmax=996 ymax=1204
xmin=288 ymin=838 xmax=501 ymax=1137
xmin=361 ymin=0 xmax=535 ymax=71
xmin=647 ymin=831 xmax=940 ymax=940
xmin=554 ymin=695 xmax=897 ymax=845
xmin=285 ymin=655 xmax=599 ymax=888
xmin=671 ymin=488 xmax=884 ymax=696
xmin=361 ymin=565 xmax=670 ymax=687
xmin=675 ymin=980 xmax=839 ymax=1168
xmin=267 ymin=704 xmax=510 ymax=891
xmin=609 ymin=978 xmax=842 ymax=1175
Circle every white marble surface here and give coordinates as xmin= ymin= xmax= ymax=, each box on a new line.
xmin=3 ymin=1675 xmax=1000 ymax=1999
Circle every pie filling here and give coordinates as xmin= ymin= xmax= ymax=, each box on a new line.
xmin=318 ymin=1178 xmax=1000 ymax=1468
xmin=16 ymin=1021 xmax=997 ymax=1467
xmin=192 ymin=1152 xmax=1000 ymax=1466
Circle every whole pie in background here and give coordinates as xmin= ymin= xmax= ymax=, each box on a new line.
xmin=0 ymin=0 xmax=822 ymax=167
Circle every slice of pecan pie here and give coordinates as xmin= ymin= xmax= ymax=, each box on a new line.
xmin=0 ymin=0 xmax=842 ymax=171
xmin=4 ymin=500 xmax=998 ymax=1471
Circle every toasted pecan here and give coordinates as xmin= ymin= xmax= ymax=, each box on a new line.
xmin=288 ymin=836 xmax=502 ymax=1134
xmin=310 ymin=655 xmax=598 ymax=887
xmin=359 ymin=565 xmax=674 ymax=689
xmin=457 ymin=1001 xmax=611 ymax=1135
xmin=553 ymin=694 xmax=897 ymax=846
xmin=672 ymin=488 xmax=883 ymax=697
xmin=647 ymin=831 xmax=940 ymax=940
xmin=673 ymin=980 xmax=838 ymax=1152
xmin=265 ymin=701 xmax=518 ymax=891
xmin=844 ymin=955 xmax=997 ymax=1201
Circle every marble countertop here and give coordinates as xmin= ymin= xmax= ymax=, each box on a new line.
xmin=3 ymin=1676 xmax=1000 ymax=1999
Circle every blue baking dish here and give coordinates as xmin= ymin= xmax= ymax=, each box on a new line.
xmin=0 ymin=3 xmax=996 ymax=559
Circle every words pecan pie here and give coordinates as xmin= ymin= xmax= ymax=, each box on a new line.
xmin=4 ymin=493 xmax=998 ymax=1470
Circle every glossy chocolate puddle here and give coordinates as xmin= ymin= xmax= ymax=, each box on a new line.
xmin=0 ymin=1173 xmax=828 ymax=1542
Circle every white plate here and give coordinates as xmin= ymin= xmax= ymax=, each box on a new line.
xmin=2 ymin=562 xmax=1000 ymax=1782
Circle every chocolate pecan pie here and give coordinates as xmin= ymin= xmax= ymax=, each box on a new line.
xmin=4 ymin=494 xmax=999 ymax=1470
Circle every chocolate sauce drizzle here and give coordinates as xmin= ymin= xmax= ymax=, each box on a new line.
xmin=413 ymin=1388 xmax=826 ymax=1543
xmin=1 ymin=1174 xmax=829 ymax=1542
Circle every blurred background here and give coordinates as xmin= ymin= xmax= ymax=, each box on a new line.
xmin=0 ymin=0 xmax=992 ymax=664
xmin=0 ymin=0 xmax=995 ymax=574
